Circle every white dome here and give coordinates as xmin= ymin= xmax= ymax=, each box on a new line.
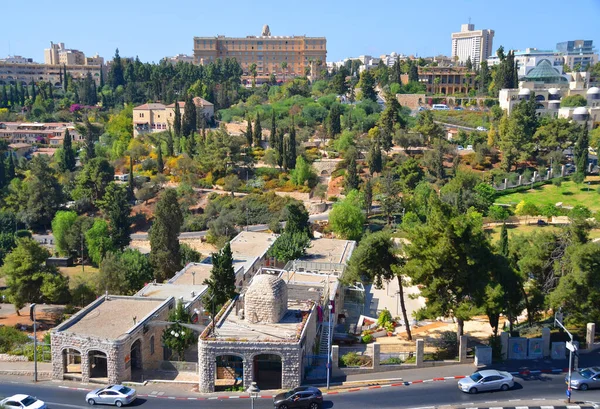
xmin=573 ymin=107 xmax=589 ymax=115
xmin=518 ymin=88 xmax=531 ymax=96
xmin=390 ymin=52 xmax=397 ymax=57
xmin=548 ymin=88 xmax=560 ymax=95
xmin=587 ymin=87 xmax=600 ymax=95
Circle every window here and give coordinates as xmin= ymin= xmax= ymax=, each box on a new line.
xmin=150 ymin=336 xmax=155 ymax=355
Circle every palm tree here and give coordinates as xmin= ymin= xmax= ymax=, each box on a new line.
xmin=433 ymin=77 xmax=441 ymax=95
xmin=249 ymin=63 xmax=257 ymax=88
xmin=280 ymin=61 xmax=288 ymax=82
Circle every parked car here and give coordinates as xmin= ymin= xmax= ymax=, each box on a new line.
xmin=458 ymin=369 xmax=514 ymax=394
xmin=453 ymin=106 xmax=464 ymax=111
xmin=418 ymin=106 xmax=428 ymax=111
xmin=432 ymin=104 xmax=450 ymax=111
xmin=537 ymin=219 xmax=548 ymax=226
xmin=0 ymin=395 xmax=46 ymax=409
xmin=273 ymin=386 xmax=323 ymax=409
xmin=86 ymin=385 xmax=137 ymax=407
xmin=457 ymin=145 xmax=464 ymax=151
xmin=333 ymin=333 xmax=359 ymax=345
xmin=476 ymin=126 xmax=488 ymax=132
xmin=466 ymin=145 xmax=473 ymax=150
xmin=566 ymin=367 xmax=600 ymax=390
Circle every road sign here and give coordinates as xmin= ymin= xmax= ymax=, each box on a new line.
xmin=566 ymin=341 xmax=578 ymax=352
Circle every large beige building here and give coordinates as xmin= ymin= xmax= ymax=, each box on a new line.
xmin=132 ymin=98 xmax=215 ymax=137
xmin=193 ymin=25 xmax=326 ymax=78
xmin=44 ymin=42 xmax=104 ymax=66
xmin=451 ymin=23 xmax=494 ymax=68
xmin=0 ymin=62 xmax=103 ymax=86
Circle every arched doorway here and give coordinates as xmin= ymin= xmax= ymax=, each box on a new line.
xmin=131 ymin=339 xmax=142 ymax=370
xmin=254 ymin=354 xmax=282 ymax=390
xmin=88 ymin=350 xmax=108 ymax=379
xmin=62 ymin=348 xmax=82 ymax=379
xmin=215 ymin=355 xmax=244 ymax=391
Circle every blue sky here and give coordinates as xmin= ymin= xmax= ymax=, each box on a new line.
xmin=2 ymin=0 xmax=599 ymax=63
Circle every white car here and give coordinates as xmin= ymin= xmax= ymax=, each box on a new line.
xmin=476 ymin=126 xmax=488 ymax=132
xmin=0 ymin=395 xmax=47 ymax=409
xmin=458 ymin=369 xmax=514 ymax=394
xmin=466 ymin=145 xmax=473 ymax=150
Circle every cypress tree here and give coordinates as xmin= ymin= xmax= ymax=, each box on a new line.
xmin=574 ymin=123 xmax=589 ymax=180
xmin=0 ymin=86 xmax=7 ymax=108
xmin=245 ymin=115 xmax=253 ymax=146
xmin=253 ymin=112 xmax=262 ymax=147
xmin=48 ymin=81 xmax=53 ymax=99
xmin=61 ymin=129 xmax=76 ymax=172
xmin=286 ymin=118 xmax=297 ymax=170
xmin=63 ymin=64 xmax=68 ymax=91
xmin=150 ymin=189 xmax=183 ymax=282
xmin=188 ymin=132 xmax=196 ymax=157
xmin=269 ymin=110 xmax=277 ymax=148
xmin=345 ymin=151 xmax=359 ymax=191
xmin=182 ymin=94 xmax=196 ymax=137
xmin=157 ymin=143 xmax=164 ymax=173
xmin=409 ymin=61 xmax=419 ymax=83
xmin=166 ymin=127 xmax=174 ymax=156
xmin=363 ymin=177 xmax=373 ymax=217
xmin=0 ymin=151 xmax=5 ymax=189
xmin=204 ymin=242 xmax=236 ymax=307
xmin=465 ymin=56 xmax=473 ymax=70
xmin=499 ymin=223 xmax=509 ymax=257
xmin=30 ymin=81 xmax=36 ymax=101
xmin=128 ymin=156 xmax=134 ymax=199
xmin=173 ymin=100 xmax=182 ymax=138
xmin=368 ymin=138 xmax=382 ymax=175
xmin=276 ymin=128 xmax=285 ymax=168
xmin=7 ymin=152 xmax=15 ymax=180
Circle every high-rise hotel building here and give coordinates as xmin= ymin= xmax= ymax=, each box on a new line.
xmin=193 ymin=25 xmax=326 ymax=77
xmin=451 ymin=23 xmax=494 ymax=68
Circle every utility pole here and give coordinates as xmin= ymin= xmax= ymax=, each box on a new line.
xmin=81 ymin=233 xmax=84 ymax=274
xmin=30 ymin=304 xmax=37 ymax=382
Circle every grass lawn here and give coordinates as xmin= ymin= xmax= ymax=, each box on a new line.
xmin=59 ymin=265 xmax=99 ymax=290
xmin=430 ymin=110 xmax=491 ymax=129
xmin=485 ymin=223 xmax=600 ymax=244
xmin=495 ymin=176 xmax=600 ymax=213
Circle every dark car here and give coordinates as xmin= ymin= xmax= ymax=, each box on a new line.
xmin=333 ymin=332 xmax=358 ymax=345
xmin=537 ymin=219 xmax=548 ymax=226
xmin=273 ymin=386 xmax=323 ymax=409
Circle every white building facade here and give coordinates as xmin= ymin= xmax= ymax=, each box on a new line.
xmin=451 ymin=23 xmax=494 ymax=68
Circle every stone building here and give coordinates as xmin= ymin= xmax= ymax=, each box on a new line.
xmin=198 ymin=274 xmax=317 ymax=392
xmin=51 ymin=295 xmax=173 ymax=384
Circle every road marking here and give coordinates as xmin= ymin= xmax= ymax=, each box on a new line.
xmin=515 ymin=406 xmax=529 ymax=409
xmin=509 ymin=399 xmax=522 ymax=401
xmin=47 ymin=402 xmax=87 ymax=409
xmin=540 ymin=406 xmax=555 ymax=409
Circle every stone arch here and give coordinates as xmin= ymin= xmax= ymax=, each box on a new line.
xmin=320 ymin=169 xmax=329 ymax=176
xmin=461 ymin=88 xmax=466 ymax=94
xmin=441 ymin=87 xmax=446 ymax=94
xmin=130 ymin=338 xmax=143 ymax=370
xmin=215 ymin=353 xmax=245 ymax=390
xmin=253 ymin=352 xmax=283 ymax=390
xmin=61 ymin=347 xmax=83 ymax=379
xmin=87 ymin=349 xmax=108 ymax=379
xmin=535 ymin=94 xmax=546 ymax=102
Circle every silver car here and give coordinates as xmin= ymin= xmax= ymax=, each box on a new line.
xmin=458 ymin=369 xmax=514 ymax=394
xmin=566 ymin=367 xmax=600 ymax=390
xmin=86 ymin=385 xmax=137 ymax=407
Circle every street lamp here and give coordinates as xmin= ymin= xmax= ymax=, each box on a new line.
xmin=555 ymin=309 xmax=576 ymax=403
xmin=30 ymin=303 xmax=37 ymax=382
xmin=327 ymin=303 xmax=333 ymax=390
xmin=247 ymin=382 xmax=260 ymax=409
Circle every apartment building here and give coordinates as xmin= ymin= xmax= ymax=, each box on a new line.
xmin=44 ymin=42 xmax=104 ymax=66
xmin=487 ymin=48 xmax=566 ymax=78
xmin=557 ymin=40 xmax=598 ymax=71
xmin=193 ymin=25 xmax=326 ymax=79
xmin=405 ymin=66 xmax=477 ymax=95
xmin=0 ymin=122 xmax=82 ymax=145
xmin=132 ymin=98 xmax=214 ymax=137
xmin=451 ymin=23 xmax=494 ymax=68
xmin=0 ymin=62 xmax=104 ymax=86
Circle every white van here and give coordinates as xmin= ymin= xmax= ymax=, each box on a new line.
xmin=431 ymin=104 xmax=450 ymax=111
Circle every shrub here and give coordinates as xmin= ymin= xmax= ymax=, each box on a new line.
xmin=488 ymin=335 xmax=503 ymax=362
xmin=380 ymin=357 xmax=403 ymax=365
xmin=0 ymin=327 xmax=30 ymax=353
xmin=552 ymin=178 xmax=562 ymax=187
xmin=361 ymin=334 xmax=374 ymax=344
xmin=435 ymin=331 xmax=458 ymax=359
xmin=377 ymin=309 xmax=393 ymax=327
xmin=340 ymin=352 xmax=372 ymax=367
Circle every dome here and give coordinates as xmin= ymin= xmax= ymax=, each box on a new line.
xmin=261 ymin=24 xmax=271 ymax=37
xmin=548 ymin=88 xmax=560 ymax=95
xmin=245 ymin=274 xmax=288 ymax=324
xmin=573 ymin=107 xmax=589 ymax=115
xmin=518 ymin=88 xmax=531 ymax=96
xmin=587 ymin=87 xmax=600 ymax=95
xmin=522 ymin=60 xmax=568 ymax=84
xmin=390 ymin=52 xmax=397 ymax=57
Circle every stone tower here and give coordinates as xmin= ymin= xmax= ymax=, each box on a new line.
xmin=261 ymin=24 xmax=271 ymax=37
xmin=245 ymin=275 xmax=287 ymax=324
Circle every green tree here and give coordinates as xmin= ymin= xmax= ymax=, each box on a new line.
xmin=109 ymin=49 xmax=125 ymax=89
xmin=269 ymin=110 xmax=277 ymax=148
xmin=162 ymin=300 xmax=196 ymax=361
xmin=347 ymin=231 xmax=412 ymax=340
xmin=397 ymin=157 xmax=424 ymax=192
xmin=465 ymin=56 xmax=473 ymax=70
xmin=99 ymin=183 xmax=132 ymax=251
xmin=173 ymin=100 xmax=182 ymax=138
xmin=283 ymin=202 xmax=312 ymax=237
xmin=96 ymin=251 xmax=128 ymax=295
xmin=0 ymin=238 xmax=69 ymax=313
xmin=363 ymin=178 xmax=373 ymax=217
xmin=283 ymin=121 xmax=297 ymax=170
xmin=157 ymin=143 xmax=164 ymax=173
xmin=267 ymin=231 xmax=311 ymax=263
xmin=378 ymin=92 xmax=406 ymax=150
xmin=72 ymin=157 xmax=115 ymax=203
xmin=368 ymin=138 xmax=382 ymax=175
xmin=290 ymin=156 xmax=315 ymax=187
xmin=18 ymin=156 xmax=63 ymax=229
xmin=180 ymin=243 xmax=202 ymax=265
xmin=85 ymin=219 xmax=115 ymax=266
xmin=359 ymin=70 xmax=377 ymax=102
xmin=59 ymin=129 xmax=76 ymax=172
xmin=121 ymin=249 xmax=154 ymax=293
xmin=329 ymin=190 xmax=365 ymax=240
xmin=327 ymin=104 xmax=342 ymax=137
xmin=150 ymin=189 xmax=183 ymax=282
xmin=499 ymin=222 xmax=509 ymax=256
xmin=245 ymin=115 xmax=253 ymax=146
xmin=345 ymin=151 xmax=359 ymax=191
xmin=182 ymin=94 xmax=197 ymax=137
xmin=560 ymin=95 xmax=587 ymax=108
xmin=253 ymin=112 xmax=262 ymax=147
xmin=415 ymin=110 xmax=444 ymax=143
xmin=488 ymin=205 xmax=510 ymax=222
xmin=404 ymin=199 xmax=492 ymax=341
xmin=204 ymin=243 xmax=236 ymax=308
xmin=573 ymin=124 xmax=589 ymax=181
xmin=51 ymin=211 xmax=78 ymax=256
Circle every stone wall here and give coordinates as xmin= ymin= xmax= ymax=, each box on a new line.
xmin=198 ymin=340 xmax=302 ymax=393
xmin=245 ymin=276 xmax=287 ymax=324
xmin=396 ymin=94 xmax=427 ymax=110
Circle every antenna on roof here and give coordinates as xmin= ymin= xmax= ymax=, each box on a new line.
xmin=468 ymin=16 xmax=471 ymax=25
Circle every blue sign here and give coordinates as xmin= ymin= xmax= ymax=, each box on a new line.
xmin=566 ymin=389 xmax=571 ymax=398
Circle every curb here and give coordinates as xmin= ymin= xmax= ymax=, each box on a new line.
xmin=43 ymin=367 xmax=570 ymax=401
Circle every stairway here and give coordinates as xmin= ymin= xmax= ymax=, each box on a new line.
xmin=319 ymin=322 xmax=332 ymax=355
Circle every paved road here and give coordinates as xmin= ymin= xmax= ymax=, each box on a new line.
xmin=434 ymin=120 xmax=480 ymax=132
xmin=2 ymin=373 xmax=599 ymax=409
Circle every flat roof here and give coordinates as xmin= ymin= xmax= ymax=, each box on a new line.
xmin=61 ymin=296 xmax=166 ymax=340
xmin=169 ymin=262 xmax=213 ymax=286
xmin=301 ymin=238 xmax=355 ymax=264
xmin=136 ymin=283 xmax=208 ymax=303
xmin=280 ymin=270 xmax=338 ymax=286
xmin=230 ymin=231 xmax=278 ymax=259
xmin=213 ymin=299 xmax=313 ymax=342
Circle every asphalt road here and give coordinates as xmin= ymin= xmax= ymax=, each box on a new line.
xmin=2 ymin=373 xmax=599 ymax=409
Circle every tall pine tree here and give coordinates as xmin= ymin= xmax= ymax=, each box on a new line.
xmin=173 ymin=101 xmax=182 ymax=138
xmin=269 ymin=110 xmax=277 ymax=148
xmin=499 ymin=223 xmax=509 ymax=257
xmin=245 ymin=115 xmax=253 ymax=146
xmin=157 ymin=143 xmax=164 ymax=173
xmin=60 ymin=129 xmax=76 ymax=172
xmin=150 ymin=189 xmax=183 ymax=282
xmin=204 ymin=243 xmax=236 ymax=308
xmin=253 ymin=113 xmax=262 ymax=147
xmin=345 ymin=150 xmax=359 ymax=191
xmin=181 ymin=94 xmax=196 ymax=137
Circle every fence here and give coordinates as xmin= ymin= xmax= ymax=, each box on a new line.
xmin=493 ymin=166 xmax=575 ymax=192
